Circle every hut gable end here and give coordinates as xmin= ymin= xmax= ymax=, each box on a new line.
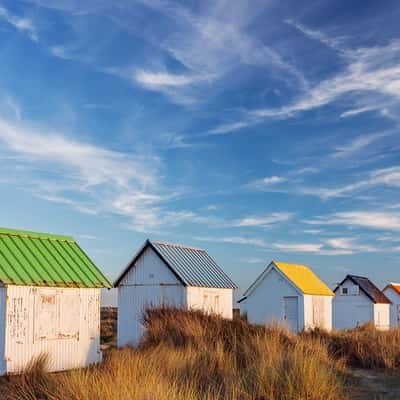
xmin=118 ymin=246 xmax=182 ymax=287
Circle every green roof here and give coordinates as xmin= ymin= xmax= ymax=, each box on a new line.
xmin=0 ymin=228 xmax=112 ymax=288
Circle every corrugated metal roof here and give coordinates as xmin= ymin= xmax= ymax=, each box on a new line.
xmin=114 ymin=239 xmax=237 ymax=289
xmin=383 ymin=283 xmax=400 ymax=296
xmin=335 ymin=275 xmax=391 ymax=304
xmin=0 ymin=227 xmax=112 ymax=288
xmin=274 ymin=261 xmax=334 ymax=296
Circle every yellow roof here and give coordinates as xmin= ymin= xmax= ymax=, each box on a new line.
xmin=274 ymin=261 xmax=334 ymax=296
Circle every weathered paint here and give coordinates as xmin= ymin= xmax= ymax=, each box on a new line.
xmin=186 ymin=286 xmax=233 ymax=319
xmin=1 ymin=285 xmax=102 ymax=374
xmin=117 ymin=246 xmax=234 ymax=347
xmin=333 ymin=278 xmax=390 ymax=330
xmin=383 ymin=286 xmax=400 ymax=328
xmin=239 ymin=264 xmax=333 ymax=332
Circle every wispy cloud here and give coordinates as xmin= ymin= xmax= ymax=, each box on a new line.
xmin=0 ymin=6 xmax=38 ymax=42
xmin=233 ymin=212 xmax=292 ymax=227
xmin=135 ymin=70 xmax=210 ymax=88
xmin=305 ymin=211 xmax=400 ymax=231
xmin=272 ymin=237 xmax=377 ymax=255
xmin=0 ymin=114 xmax=298 ymax=234
xmin=158 ymin=132 xmax=200 ymax=149
xmin=207 ymin=119 xmax=259 ymax=136
xmin=339 ymin=106 xmax=378 ymax=118
xmin=0 ymin=116 xmax=181 ymax=232
xmin=298 ymin=166 xmax=400 ymax=200
xmin=50 ymin=46 xmax=73 ymax=60
xmin=195 ymin=236 xmax=268 ymax=248
xmin=241 ymin=257 xmax=265 ymax=264
xmin=285 ymin=19 xmax=346 ymax=53
xmin=303 ymin=229 xmax=323 ymax=234
xmin=0 ymin=96 xmax=21 ymax=121
xmin=332 ymin=131 xmax=392 ymax=158
xmin=252 ymin=33 xmax=400 ymax=121
xmin=127 ymin=0 xmax=307 ymax=105
xmin=272 ymin=242 xmax=323 ymax=253
xmin=248 ymin=176 xmax=287 ymax=190
xmin=323 ymin=237 xmax=376 ymax=253
xmin=197 ymin=234 xmax=377 ymax=256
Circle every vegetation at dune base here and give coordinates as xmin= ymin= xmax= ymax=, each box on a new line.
xmin=303 ymin=322 xmax=400 ymax=370
xmin=0 ymin=308 xmax=399 ymax=400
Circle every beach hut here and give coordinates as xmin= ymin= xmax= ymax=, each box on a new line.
xmin=0 ymin=227 xmax=111 ymax=375
xmin=114 ymin=240 xmax=237 ymax=347
xmin=383 ymin=283 xmax=400 ymax=327
xmin=238 ymin=261 xmax=334 ymax=332
xmin=333 ymin=275 xmax=391 ymax=330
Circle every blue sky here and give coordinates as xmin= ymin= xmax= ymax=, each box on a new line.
xmin=0 ymin=0 xmax=399 ymax=305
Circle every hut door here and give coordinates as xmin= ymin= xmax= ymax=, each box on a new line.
xmin=284 ymin=297 xmax=298 ymax=331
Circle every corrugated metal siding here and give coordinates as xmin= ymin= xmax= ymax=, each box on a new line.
xmin=151 ymin=241 xmax=237 ymax=289
xmin=118 ymin=285 xmax=185 ymax=347
xmin=3 ymin=285 xmax=102 ymax=373
xmin=118 ymin=247 xmax=186 ymax=347
xmin=0 ymin=228 xmax=111 ymax=288
xmin=0 ymin=287 xmax=6 ymax=375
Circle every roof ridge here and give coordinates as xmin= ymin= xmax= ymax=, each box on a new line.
xmin=274 ymin=260 xmax=309 ymax=268
xmin=0 ymin=227 xmax=74 ymax=242
xmin=347 ymin=274 xmax=369 ymax=279
xmin=150 ymin=240 xmax=205 ymax=252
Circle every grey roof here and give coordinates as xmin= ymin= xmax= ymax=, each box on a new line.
xmin=114 ymin=239 xmax=237 ymax=289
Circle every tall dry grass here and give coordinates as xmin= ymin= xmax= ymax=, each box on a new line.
xmin=0 ymin=308 xmax=347 ymax=400
xmin=304 ymin=322 xmax=400 ymax=369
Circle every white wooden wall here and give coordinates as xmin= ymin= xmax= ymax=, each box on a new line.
xmin=239 ymin=268 xmax=305 ymax=331
xmin=186 ymin=287 xmax=233 ymax=319
xmin=0 ymin=287 xmax=6 ymax=375
xmin=333 ymin=279 xmax=374 ymax=329
xmin=374 ymin=303 xmax=390 ymax=330
xmin=383 ymin=287 xmax=400 ymax=328
xmin=1 ymin=285 xmax=101 ymax=375
xmin=117 ymin=247 xmax=185 ymax=347
xmin=303 ymin=294 xmax=332 ymax=331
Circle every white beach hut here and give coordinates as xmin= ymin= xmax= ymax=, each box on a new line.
xmin=0 ymin=227 xmax=111 ymax=375
xmin=114 ymin=240 xmax=237 ymax=347
xmin=238 ymin=261 xmax=334 ymax=332
xmin=333 ymin=275 xmax=391 ymax=330
xmin=382 ymin=283 xmax=400 ymax=328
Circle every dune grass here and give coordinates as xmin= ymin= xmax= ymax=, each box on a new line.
xmin=304 ymin=322 xmax=400 ymax=370
xmin=0 ymin=307 xmax=347 ymax=400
